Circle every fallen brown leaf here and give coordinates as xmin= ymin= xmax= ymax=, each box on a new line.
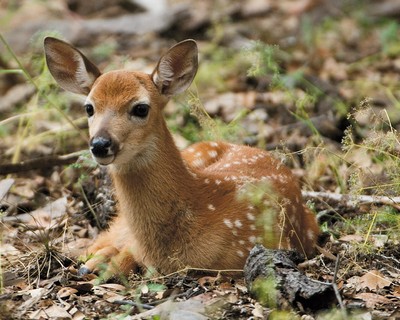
xmin=354 ymin=292 xmax=392 ymax=308
xmin=57 ymin=287 xmax=78 ymax=299
xmin=359 ymin=270 xmax=392 ymax=291
xmin=339 ymin=234 xmax=364 ymax=243
xmin=198 ymin=276 xmax=218 ymax=287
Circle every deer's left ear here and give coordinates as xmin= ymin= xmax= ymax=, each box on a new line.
xmin=151 ymin=39 xmax=198 ymax=97
xmin=44 ymin=37 xmax=101 ymax=95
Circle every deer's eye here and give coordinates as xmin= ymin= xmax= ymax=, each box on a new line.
xmin=85 ymin=104 xmax=94 ymax=117
xmin=130 ymin=104 xmax=150 ymax=118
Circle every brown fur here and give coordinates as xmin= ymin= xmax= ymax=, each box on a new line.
xmin=44 ymin=38 xmax=320 ymax=277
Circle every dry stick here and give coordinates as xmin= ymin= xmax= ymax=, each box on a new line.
xmin=0 ymin=151 xmax=83 ymax=175
xmin=114 ymin=300 xmax=154 ymax=310
xmin=114 ymin=291 xmax=188 ymax=310
xmin=302 ymin=190 xmax=400 ymax=207
xmin=332 ymin=254 xmax=347 ymax=319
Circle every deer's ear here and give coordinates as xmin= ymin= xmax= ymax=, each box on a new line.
xmin=44 ymin=37 xmax=101 ymax=95
xmin=151 ymin=39 xmax=198 ymax=97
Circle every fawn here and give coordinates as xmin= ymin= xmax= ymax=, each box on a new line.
xmin=44 ymin=37 xmax=319 ymax=278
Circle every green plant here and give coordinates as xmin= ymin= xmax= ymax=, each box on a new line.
xmin=251 ymin=276 xmax=278 ymax=308
xmin=0 ymin=33 xmax=88 ymax=164
xmin=380 ymin=20 xmax=400 ymax=56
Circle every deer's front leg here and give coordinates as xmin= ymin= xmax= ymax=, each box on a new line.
xmin=79 ymin=215 xmax=139 ymax=279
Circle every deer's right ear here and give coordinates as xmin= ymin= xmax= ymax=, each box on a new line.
xmin=44 ymin=37 xmax=101 ymax=95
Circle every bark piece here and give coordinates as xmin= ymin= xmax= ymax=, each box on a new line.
xmin=0 ymin=151 xmax=82 ymax=175
xmin=244 ymin=245 xmax=335 ymax=310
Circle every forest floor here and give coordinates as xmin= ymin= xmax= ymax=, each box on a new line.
xmin=2 ymin=0 xmax=400 ymax=319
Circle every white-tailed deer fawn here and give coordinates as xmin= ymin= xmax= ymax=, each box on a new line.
xmin=44 ymin=37 xmax=319 ymax=278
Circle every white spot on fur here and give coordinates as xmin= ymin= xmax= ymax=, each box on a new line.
xmin=208 ymin=150 xmax=218 ymax=158
xmin=249 ymin=236 xmax=257 ymax=244
xmin=210 ymin=142 xmax=219 ymax=147
xmin=192 ymin=158 xmax=204 ymax=167
xmin=187 ymin=147 xmax=195 ymax=153
xmin=246 ymin=212 xmax=255 ymax=221
xmin=307 ymin=230 xmax=315 ymax=240
xmin=194 ymin=151 xmax=202 ymax=158
xmin=215 ymin=179 xmax=221 ymax=185
xmin=237 ymin=250 xmax=244 ymax=257
xmin=186 ymin=169 xmax=197 ymax=178
xmin=223 ymin=163 xmax=231 ymax=168
xmin=204 ymin=178 xmax=210 ymax=184
xmin=223 ymin=219 xmax=233 ymax=229
xmin=250 ymin=224 xmax=256 ymax=231
xmin=208 ymin=204 xmax=216 ymax=211
xmin=234 ymin=219 xmax=243 ymax=228
xmin=239 ymin=240 xmax=245 ymax=245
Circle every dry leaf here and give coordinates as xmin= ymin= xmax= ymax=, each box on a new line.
xmin=198 ymin=276 xmax=218 ymax=287
xmin=346 ymin=276 xmax=362 ymax=292
xmin=3 ymin=197 xmax=68 ymax=229
xmin=252 ymin=302 xmax=265 ymax=318
xmin=0 ymin=178 xmax=14 ymax=201
xmin=354 ymin=292 xmax=392 ymax=308
xmin=99 ymin=283 xmax=126 ymax=291
xmin=29 ymin=309 xmax=49 ymax=319
xmin=57 ymin=287 xmax=78 ymax=299
xmin=71 ymin=309 xmax=86 ymax=320
xmin=104 ymin=291 xmax=126 ymax=303
xmin=227 ymin=293 xmax=238 ymax=304
xmin=371 ymin=234 xmax=388 ymax=248
xmin=359 ymin=270 xmax=392 ymax=291
xmin=70 ymin=282 xmax=94 ymax=294
xmin=392 ymin=285 xmax=400 ymax=297
xmin=140 ymin=284 xmax=149 ymax=294
xmin=0 ymin=243 xmax=19 ymax=256
xmin=316 ymin=245 xmax=336 ymax=260
xmin=18 ymin=288 xmax=49 ymax=311
xmin=339 ymin=234 xmax=364 ymax=243
xmin=43 ymin=304 xmax=72 ymax=319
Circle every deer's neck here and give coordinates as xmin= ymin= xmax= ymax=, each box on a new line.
xmin=109 ymin=124 xmax=199 ymax=234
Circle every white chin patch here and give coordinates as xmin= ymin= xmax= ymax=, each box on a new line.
xmin=93 ymin=155 xmax=115 ymax=166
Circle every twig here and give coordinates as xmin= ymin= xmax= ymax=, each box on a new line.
xmin=113 ymin=300 xmax=154 ymax=310
xmin=332 ymin=254 xmax=347 ymax=319
xmin=139 ymin=266 xmax=243 ymax=283
xmin=302 ymin=190 xmax=400 ymax=208
xmin=0 ymin=151 xmax=84 ymax=175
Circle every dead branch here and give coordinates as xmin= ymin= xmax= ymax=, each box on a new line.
xmin=0 ymin=151 xmax=84 ymax=175
xmin=244 ymin=245 xmax=335 ymax=310
xmin=302 ymin=191 xmax=400 ymax=208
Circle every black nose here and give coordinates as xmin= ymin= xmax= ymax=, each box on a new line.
xmin=90 ymin=136 xmax=112 ymax=158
